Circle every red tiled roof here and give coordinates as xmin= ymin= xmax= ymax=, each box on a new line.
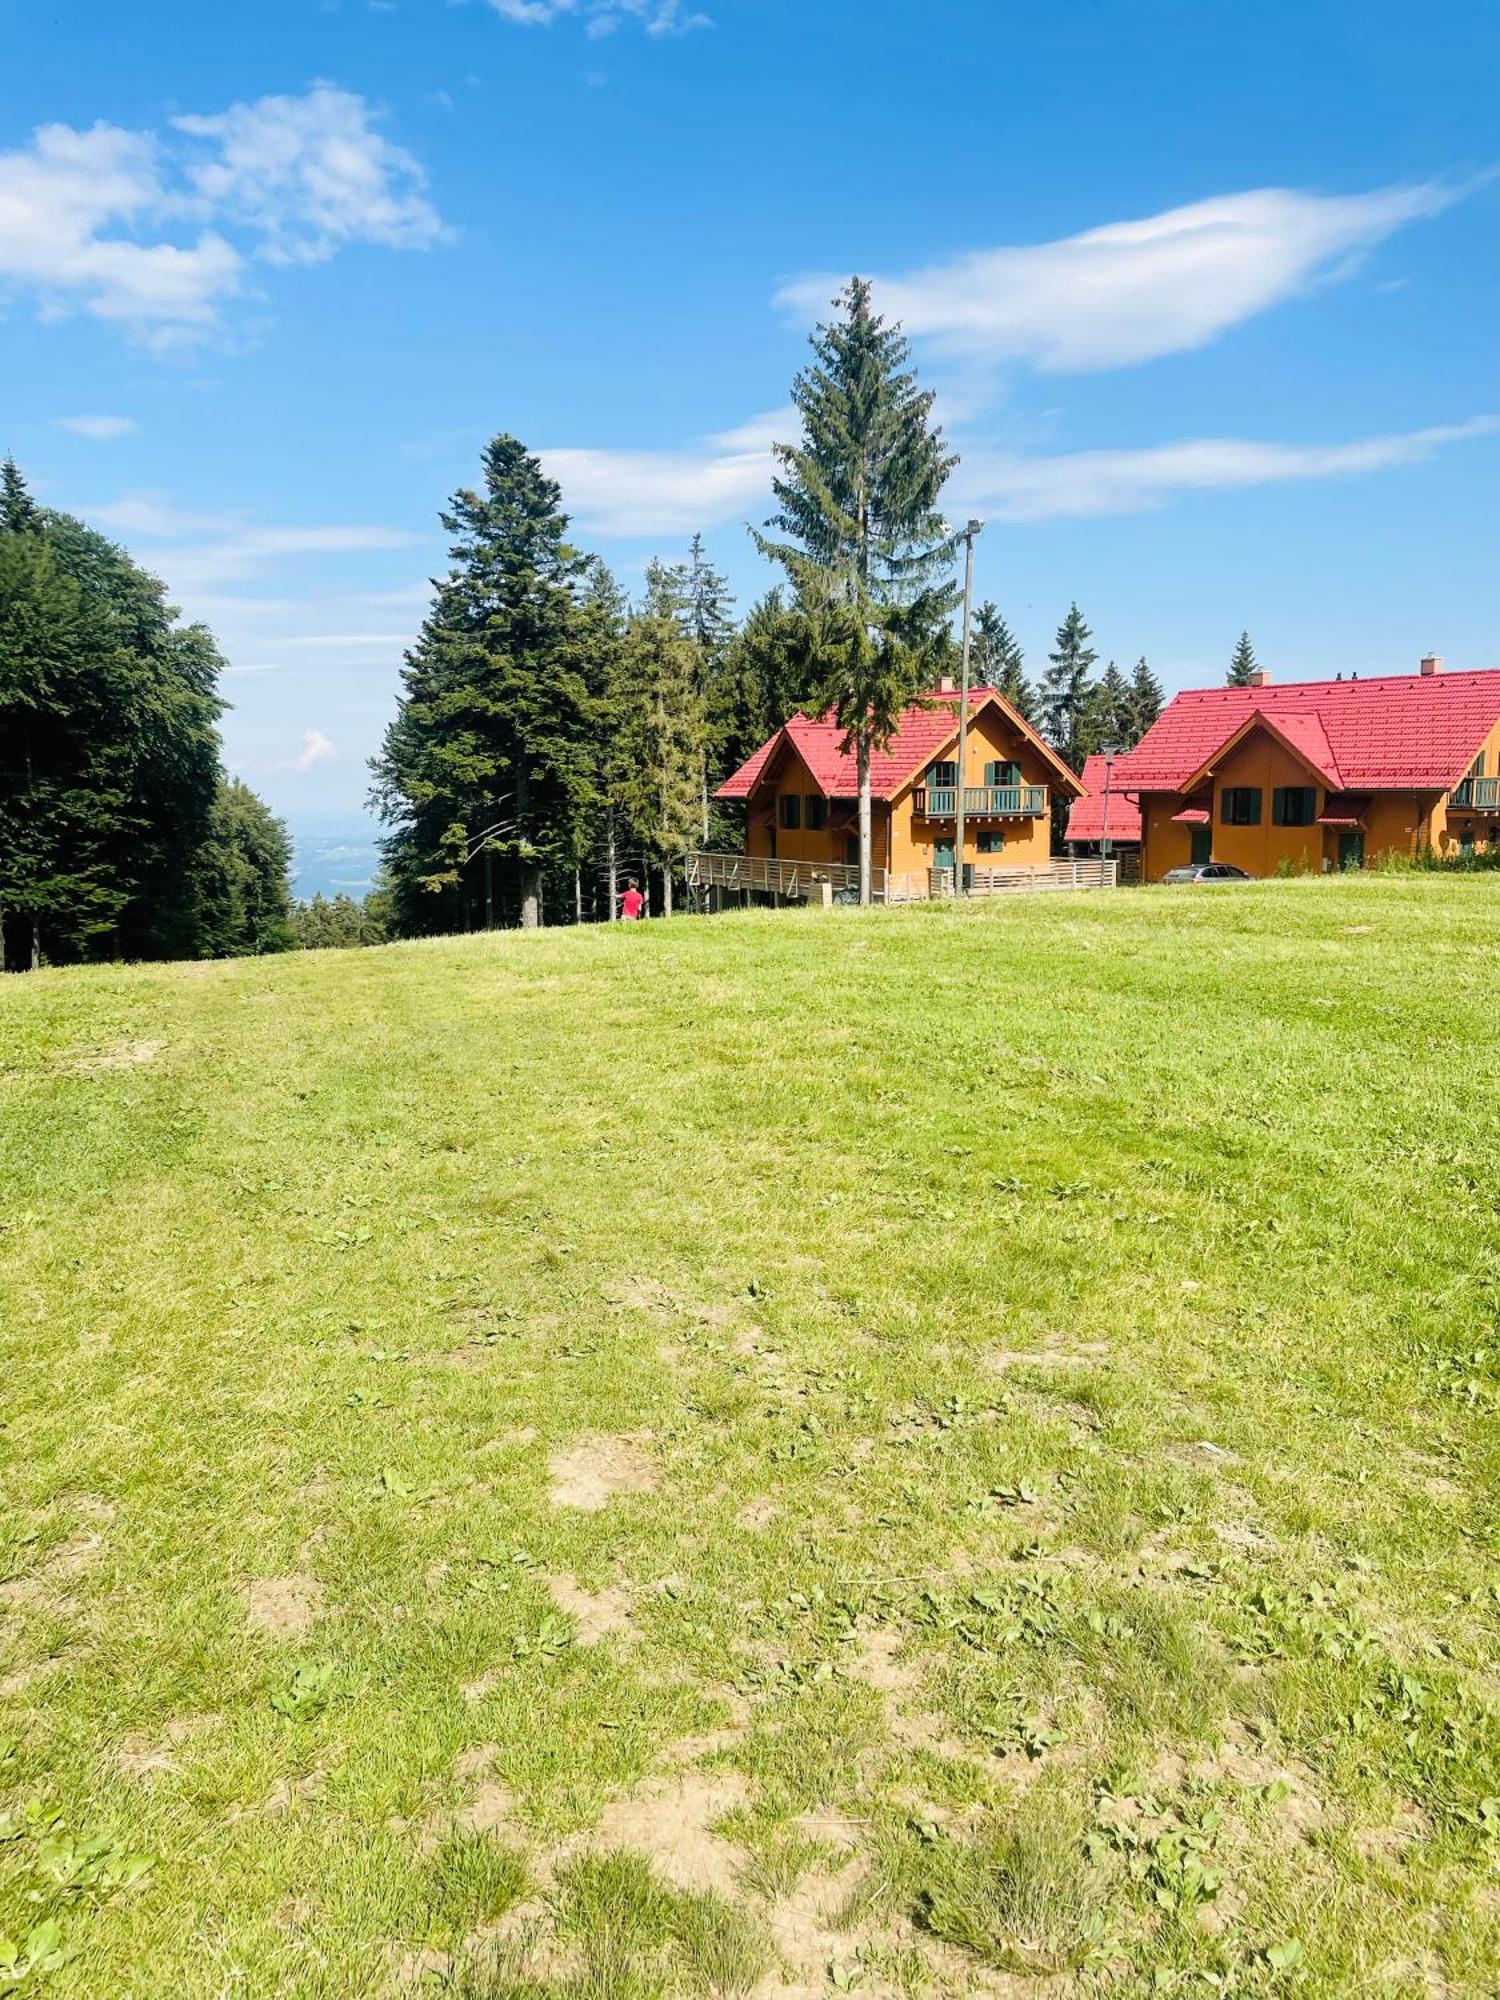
xmin=1316 ymin=793 xmax=1370 ymax=828
xmin=1065 ymin=755 xmax=1143 ymax=843
xmin=1171 ymin=807 xmax=1211 ymax=825
xmin=1115 ymin=669 xmax=1500 ymax=795
xmin=716 ymin=687 xmax=1083 ymax=802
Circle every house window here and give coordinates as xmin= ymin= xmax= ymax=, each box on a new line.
xmin=1272 ymin=786 xmax=1317 ymax=826
xmin=977 ymin=830 xmax=1005 ymax=854
xmin=778 ymin=794 xmax=801 ymax=830
xmin=929 ymin=761 xmax=958 ymax=788
xmin=804 ymin=795 xmax=827 ymax=830
xmin=1220 ymin=786 xmax=1262 ymax=826
xmin=984 ymin=760 xmax=1022 ymax=787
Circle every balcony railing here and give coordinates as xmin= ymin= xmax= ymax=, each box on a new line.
xmin=913 ymin=784 xmax=1048 ymax=819
xmin=1451 ymin=776 xmax=1500 ymax=811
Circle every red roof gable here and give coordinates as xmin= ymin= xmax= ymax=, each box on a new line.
xmin=1065 ymin=755 xmax=1143 ymax=843
xmin=716 ymin=687 xmax=1083 ymax=803
xmin=1116 ymin=669 xmax=1500 ymax=796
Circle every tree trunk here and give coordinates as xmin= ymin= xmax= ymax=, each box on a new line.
xmin=606 ymin=816 xmax=618 ymax=921
xmin=661 ymin=861 xmax=673 ymax=918
xmin=573 ymin=867 xmax=582 ymax=925
xmin=519 ymin=864 xmax=541 ymax=929
xmin=857 ymin=725 xmax=873 ymax=906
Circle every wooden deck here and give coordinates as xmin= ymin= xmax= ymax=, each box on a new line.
xmin=685 ymin=853 xmax=1118 ymax=905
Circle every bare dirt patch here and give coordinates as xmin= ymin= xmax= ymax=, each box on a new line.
xmin=579 ymin=1770 xmax=752 ymax=1894
xmin=63 ymin=1039 xmax=164 ymax=1077
xmin=546 ymin=1434 xmax=657 ymax=1511
xmin=842 ymin=1625 xmax=920 ymax=1697
xmin=546 ymin=1572 xmax=636 ymax=1645
xmin=737 ymin=1497 xmax=779 ymax=1531
xmin=244 ymin=1573 xmax=324 ymax=1638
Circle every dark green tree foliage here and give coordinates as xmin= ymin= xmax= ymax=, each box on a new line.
xmin=1091 ymin=659 xmax=1134 ymax=751
xmin=756 ymin=277 xmax=957 ymax=901
xmin=292 ymin=891 xmax=389 ymax=950
xmin=372 ymin=436 xmax=600 ymax=932
xmin=607 ymin=562 xmax=707 ymax=915
xmin=1038 ymin=603 xmax=1100 ymax=772
xmin=196 ymin=779 xmax=294 ymax=957
xmin=0 ymin=460 xmax=235 ymax=970
xmin=1126 ymin=655 xmax=1165 ymax=743
xmin=1227 ymin=631 xmax=1259 ymax=687
xmin=972 ymin=601 xmax=1034 ymax=719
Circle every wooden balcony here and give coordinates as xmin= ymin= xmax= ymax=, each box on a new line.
xmin=913 ymin=784 xmax=1048 ymax=819
xmin=1451 ymin=776 xmax=1500 ymax=811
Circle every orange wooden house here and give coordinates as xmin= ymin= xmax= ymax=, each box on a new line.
xmin=1114 ymin=657 xmax=1500 ymax=881
xmin=713 ymin=680 xmax=1084 ymax=890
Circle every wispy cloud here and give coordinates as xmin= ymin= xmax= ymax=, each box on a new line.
xmin=541 ymin=411 xmax=1500 ymax=535
xmin=540 ymin=406 xmax=788 ymax=535
xmin=485 ymin=0 xmax=710 ymax=36
xmin=0 ymin=85 xmax=445 ymax=347
xmin=90 ymin=493 xmax=424 ymax=589
xmin=56 ymin=414 xmax=138 ymax=440
xmin=777 ymin=184 xmax=1460 ymax=376
xmin=952 ymin=418 xmax=1500 ymax=521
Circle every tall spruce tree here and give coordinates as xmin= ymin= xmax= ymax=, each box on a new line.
xmin=972 ymin=601 xmax=1035 ymax=720
xmin=1227 ymin=631 xmax=1259 ymax=686
xmin=756 ymin=278 xmax=957 ymax=903
xmin=1126 ymin=655 xmax=1164 ymax=743
xmin=609 ymin=562 xmax=706 ymax=916
xmin=0 ymin=461 xmax=237 ymax=970
xmin=372 ymin=436 xmax=599 ymax=933
xmin=1038 ymin=602 xmax=1099 ymax=771
xmin=1092 ymin=659 xmax=1133 ymax=750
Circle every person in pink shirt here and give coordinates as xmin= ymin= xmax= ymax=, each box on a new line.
xmin=618 ymin=878 xmax=645 ymax=921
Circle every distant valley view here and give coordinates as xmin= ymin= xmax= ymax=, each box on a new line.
xmin=286 ymin=814 xmax=383 ymax=902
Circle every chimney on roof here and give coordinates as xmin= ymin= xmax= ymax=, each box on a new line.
xmin=937 ymin=673 xmax=957 ymax=694
xmin=1420 ymin=653 xmax=1443 ymax=677
xmin=1248 ymin=667 xmax=1271 ymax=687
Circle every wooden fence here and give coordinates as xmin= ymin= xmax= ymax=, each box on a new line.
xmin=685 ymin=852 xmax=1118 ymax=905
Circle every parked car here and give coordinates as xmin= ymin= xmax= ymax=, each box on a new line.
xmin=1161 ymin=861 xmax=1252 ymax=885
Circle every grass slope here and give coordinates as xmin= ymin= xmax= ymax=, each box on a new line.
xmin=1 ymin=878 xmax=1497 ymax=1999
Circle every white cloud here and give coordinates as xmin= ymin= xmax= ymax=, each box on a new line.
xmin=0 ymin=86 xmax=444 ymax=346
xmin=542 ymin=427 xmax=778 ymax=535
xmin=485 ymin=0 xmax=710 ymax=35
xmin=777 ymin=184 xmax=1459 ymax=375
xmin=293 ymin=728 xmax=338 ymax=772
xmin=173 ymin=85 xmax=446 ymax=266
xmin=541 ymin=410 xmax=1500 ymax=536
xmin=56 ymin=414 xmax=138 ymax=440
xmin=952 ymin=417 xmax=1500 ymax=522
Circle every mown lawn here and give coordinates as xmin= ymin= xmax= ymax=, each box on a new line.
xmin=1 ymin=877 xmax=1497 ymax=1999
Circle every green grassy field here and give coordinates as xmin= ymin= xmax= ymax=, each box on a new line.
xmin=1 ymin=877 xmax=1497 ymax=1999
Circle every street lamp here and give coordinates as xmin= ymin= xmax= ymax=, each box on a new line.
xmin=952 ymin=519 xmax=984 ymax=894
xmin=1099 ymin=744 xmax=1121 ymax=868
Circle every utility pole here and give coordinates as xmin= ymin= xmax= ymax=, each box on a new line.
xmin=953 ymin=519 xmax=984 ymax=895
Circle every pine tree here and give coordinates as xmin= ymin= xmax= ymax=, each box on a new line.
xmin=609 ymin=584 xmax=705 ymax=917
xmin=1093 ymin=659 xmax=1133 ymax=751
xmin=1227 ymin=631 xmax=1259 ymax=687
xmin=371 ymin=436 xmax=600 ymax=933
xmin=1038 ymin=603 xmax=1099 ymax=772
xmin=971 ymin=602 xmax=1034 ymax=720
xmin=756 ymin=277 xmax=957 ymax=903
xmin=1126 ymin=655 xmax=1164 ymax=744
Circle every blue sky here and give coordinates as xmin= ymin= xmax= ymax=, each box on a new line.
xmin=5 ymin=0 xmax=1497 ymax=820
